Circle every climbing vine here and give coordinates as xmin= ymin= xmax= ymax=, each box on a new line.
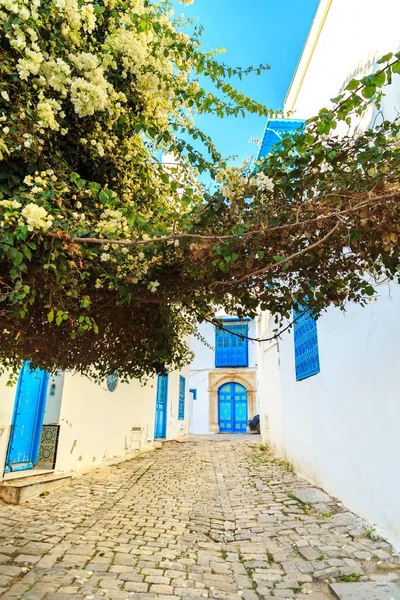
xmin=0 ymin=0 xmax=399 ymax=380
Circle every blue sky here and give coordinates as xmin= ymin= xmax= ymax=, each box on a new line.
xmin=173 ymin=0 xmax=320 ymax=165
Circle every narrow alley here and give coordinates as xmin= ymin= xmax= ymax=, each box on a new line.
xmin=0 ymin=436 xmax=399 ymax=599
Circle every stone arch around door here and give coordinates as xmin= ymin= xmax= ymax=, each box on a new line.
xmin=208 ymin=370 xmax=257 ymax=433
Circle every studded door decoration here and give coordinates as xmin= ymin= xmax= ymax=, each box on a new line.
xmin=218 ymin=383 xmax=248 ymax=433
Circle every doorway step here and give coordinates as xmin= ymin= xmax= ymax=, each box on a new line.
xmin=0 ymin=468 xmax=72 ymax=504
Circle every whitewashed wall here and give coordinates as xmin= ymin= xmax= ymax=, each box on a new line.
xmin=55 ymin=373 xmax=157 ymax=473
xmin=258 ymin=0 xmax=400 ymax=550
xmin=0 ymin=375 xmax=18 ymax=480
xmin=189 ymin=318 xmax=257 ymax=434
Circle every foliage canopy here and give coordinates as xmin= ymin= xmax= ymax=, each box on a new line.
xmin=0 ymin=0 xmax=399 ymax=381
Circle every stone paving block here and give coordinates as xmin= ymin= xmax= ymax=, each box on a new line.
xmin=293 ymin=488 xmax=332 ymax=504
xmin=14 ymin=554 xmax=41 ymax=564
xmin=330 ymin=582 xmax=400 ymax=599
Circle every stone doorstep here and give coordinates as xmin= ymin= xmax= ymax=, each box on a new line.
xmin=0 ymin=473 xmax=72 ymax=504
xmin=330 ymin=582 xmax=400 ymax=600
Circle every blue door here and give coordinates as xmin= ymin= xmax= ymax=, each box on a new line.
xmin=154 ymin=374 xmax=168 ymax=439
xmin=5 ymin=362 xmax=49 ymax=472
xmin=218 ymin=383 xmax=248 ymax=433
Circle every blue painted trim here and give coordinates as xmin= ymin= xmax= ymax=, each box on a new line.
xmin=215 ymin=322 xmax=249 ymax=368
xmin=218 ymin=383 xmax=248 ymax=433
xmin=31 ymin=370 xmax=49 ymax=465
xmin=178 ymin=375 xmax=185 ymax=420
xmin=218 ymin=317 xmax=252 ymax=322
xmin=154 ymin=374 xmax=169 ymax=439
xmin=293 ymin=309 xmax=320 ymax=381
xmin=189 ymin=388 xmax=197 ymax=400
xmin=258 ymin=118 xmax=305 ymax=160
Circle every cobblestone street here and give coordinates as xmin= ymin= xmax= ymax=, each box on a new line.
xmin=0 ymin=435 xmax=399 ymax=599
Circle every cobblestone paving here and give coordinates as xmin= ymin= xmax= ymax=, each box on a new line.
xmin=0 ymin=435 xmax=399 ymax=599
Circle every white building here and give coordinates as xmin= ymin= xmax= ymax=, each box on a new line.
xmin=257 ymin=0 xmax=400 ymax=549
xmin=189 ymin=315 xmax=259 ymax=434
xmin=0 ymin=363 xmax=189 ymax=497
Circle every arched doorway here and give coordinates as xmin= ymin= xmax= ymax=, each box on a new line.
xmin=218 ymin=383 xmax=248 ymax=433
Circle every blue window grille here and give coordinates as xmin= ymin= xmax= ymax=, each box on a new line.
xmin=293 ymin=308 xmax=320 ymax=381
xmin=215 ymin=322 xmax=248 ymax=368
xmin=178 ymin=375 xmax=185 ymax=420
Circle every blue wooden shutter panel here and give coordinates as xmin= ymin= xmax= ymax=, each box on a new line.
xmin=178 ymin=375 xmax=185 ymax=420
xmin=293 ymin=309 xmax=320 ymax=381
xmin=215 ymin=322 xmax=248 ymax=367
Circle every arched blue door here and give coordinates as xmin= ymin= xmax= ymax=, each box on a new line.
xmin=218 ymin=383 xmax=248 ymax=433
xmin=5 ymin=362 xmax=49 ymax=472
xmin=154 ymin=374 xmax=168 ymax=439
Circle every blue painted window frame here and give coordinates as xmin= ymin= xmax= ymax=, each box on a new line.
xmin=215 ymin=321 xmax=249 ymax=368
xmin=178 ymin=375 xmax=185 ymax=420
xmin=293 ymin=308 xmax=320 ymax=381
xmin=189 ymin=388 xmax=197 ymax=400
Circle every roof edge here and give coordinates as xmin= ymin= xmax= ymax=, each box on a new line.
xmin=284 ymin=0 xmax=333 ymax=113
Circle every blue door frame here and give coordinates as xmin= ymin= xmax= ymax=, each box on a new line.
xmin=5 ymin=362 xmax=49 ymax=473
xmin=218 ymin=383 xmax=248 ymax=433
xmin=154 ymin=374 xmax=168 ymax=439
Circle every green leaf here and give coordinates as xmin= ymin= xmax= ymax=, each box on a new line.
xmin=393 ymin=62 xmax=400 ymax=74
xmin=48 ymin=311 xmax=54 ymax=323
xmin=13 ymin=251 xmax=23 ymax=266
xmin=273 ymin=255 xmax=285 ymax=262
xmin=56 ymin=315 xmax=63 ymax=326
xmin=365 ymin=285 xmax=375 ymax=296
xmin=372 ymin=71 xmax=386 ymax=87
xmin=351 ymin=231 xmax=362 ymax=242
xmin=346 ymin=78 xmax=359 ymax=91
xmin=377 ymin=52 xmax=393 ymax=64
xmin=362 ymin=86 xmax=376 ymax=99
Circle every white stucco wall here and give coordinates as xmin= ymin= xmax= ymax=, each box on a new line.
xmin=189 ymin=319 xmax=257 ymax=434
xmin=260 ymin=284 xmax=400 ymax=550
xmin=258 ymin=0 xmax=400 ymax=550
xmin=0 ymin=375 xmax=18 ymax=479
xmin=55 ymin=373 xmax=157 ymax=473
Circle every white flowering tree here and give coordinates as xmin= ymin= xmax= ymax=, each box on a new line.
xmin=0 ymin=0 xmax=399 ymax=381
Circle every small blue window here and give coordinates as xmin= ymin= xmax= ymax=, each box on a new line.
xmin=293 ymin=308 xmax=320 ymax=381
xmin=215 ymin=322 xmax=248 ymax=368
xmin=189 ymin=388 xmax=197 ymax=400
xmin=178 ymin=376 xmax=185 ymax=420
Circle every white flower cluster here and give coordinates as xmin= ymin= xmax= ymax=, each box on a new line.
xmin=0 ymin=199 xmax=22 ymax=209
xmin=95 ymin=208 xmax=130 ymax=238
xmin=21 ymin=203 xmax=54 ymax=231
xmin=252 ymin=172 xmax=275 ymax=193
xmin=36 ymin=98 xmax=62 ymax=131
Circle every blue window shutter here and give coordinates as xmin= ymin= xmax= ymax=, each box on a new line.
xmin=178 ymin=375 xmax=185 ymax=420
xmin=258 ymin=119 xmax=305 ymax=160
xmin=293 ymin=308 xmax=320 ymax=381
xmin=215 ymin=322 xmax=248 ymax=368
